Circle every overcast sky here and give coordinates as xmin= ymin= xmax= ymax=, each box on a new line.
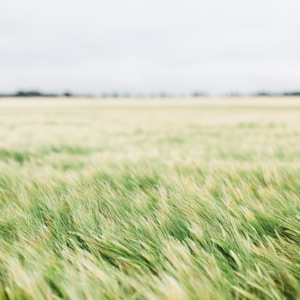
xmin=1 ymin=0 xmax=299 ymax=95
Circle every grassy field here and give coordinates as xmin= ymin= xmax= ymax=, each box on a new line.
xmin=0 ymin=97 xmax=299 ymax=299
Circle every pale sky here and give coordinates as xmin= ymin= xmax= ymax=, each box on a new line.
xmin=1 ymin=0 xmax=299 ymax=95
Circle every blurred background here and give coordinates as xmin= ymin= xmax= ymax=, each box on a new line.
xmin=1 ymin=0 xmax=300 ymax=97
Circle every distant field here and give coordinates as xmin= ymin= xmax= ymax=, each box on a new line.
xmin=0 ymin=97 xmax=299 ymax=299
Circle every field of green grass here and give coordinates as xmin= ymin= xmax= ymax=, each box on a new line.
xmin=0 ymin=97 xmax=299 ymax=299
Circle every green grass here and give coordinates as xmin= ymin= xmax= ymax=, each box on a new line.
xmin=0 ymin=98 xmax=299 ymax=299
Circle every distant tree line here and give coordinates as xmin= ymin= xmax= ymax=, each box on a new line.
xmin=0 ymin=90 xmax=72 ymax=97
xmin=254 ymin=91 xmax=300 ymax=96
xmin=0 ymin=90 xmax=299 ymax=98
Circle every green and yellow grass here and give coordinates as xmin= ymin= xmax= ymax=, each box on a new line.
xmin=0 ymin=97 xmax=299 ymax=299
